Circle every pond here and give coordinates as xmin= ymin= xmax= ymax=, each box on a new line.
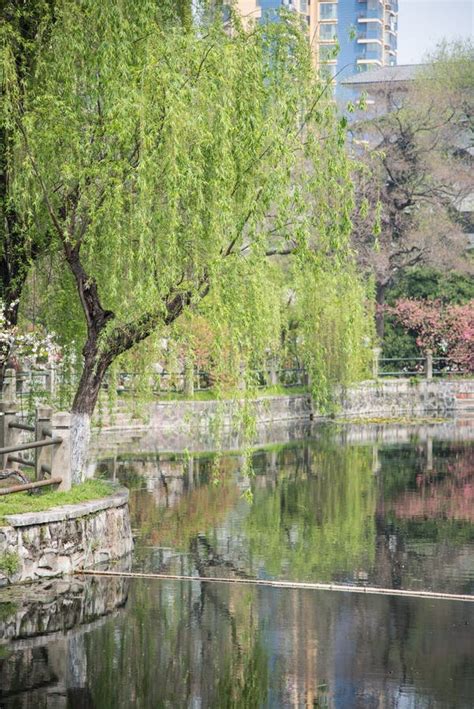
xmin=1 ymin=424 xmax=473 ymax=707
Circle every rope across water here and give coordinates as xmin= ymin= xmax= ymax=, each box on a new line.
xmin=76 ymin=569 xmax=474 ymax=603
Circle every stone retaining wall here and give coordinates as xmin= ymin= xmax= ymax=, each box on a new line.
xmin=0 ymin=488 xmax=133 ymax=586
xmin=337 ymin=378 xmax=474 ymax=418
xmin=91 ymin=394 xmax=313 ymax=456
xmin=91 ymin=379 xmax=473 ymax=454
xmin=0 ymin=574 xmax=130 ymax=698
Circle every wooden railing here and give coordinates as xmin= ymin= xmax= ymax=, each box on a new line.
xmin=1 ymin=369 xmax=73 ymax=494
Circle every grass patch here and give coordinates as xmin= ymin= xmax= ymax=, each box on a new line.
xmin=335 ymin=416 xmax=449 ymax=425
xmin=0 ymin=602 xmax=17 ymax=622
xmin=0 ymin=553 xmax=19 ymax=576
xmin=0 ymin=479 xmax=112 ymax=523
xmin=152 ymin=385 xmax=309 ymax=401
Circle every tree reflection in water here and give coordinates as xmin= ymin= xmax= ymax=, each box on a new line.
xmin=3 ymin=432 xmax=471 ymax=706
xmin=3 ymin=577 xmax=472 ymax=707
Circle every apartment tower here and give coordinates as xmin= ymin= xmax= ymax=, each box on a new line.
xmin=236 ymin=1 xmax=398 ymax=90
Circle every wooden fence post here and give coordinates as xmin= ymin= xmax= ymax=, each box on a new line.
xmin=2 ymin=367 xmax=16 ymax=402
xmin=0 ymin=400 xmax=20 ymax=471
xmin=51 ymin=411 xmax=72 ymax=491
xmin=372 ymin=347 xmax=382 ymax=380
xmin=183 ymin=358 xmax=194 ymax=397
xmin=35 ymin=405 xmax=53 ymax=481
xmin=425 ymin=349 xmax=433 ymax=381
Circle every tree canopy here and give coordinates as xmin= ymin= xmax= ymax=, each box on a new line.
xmin=3 ymin=1 xmax=372 ymax=479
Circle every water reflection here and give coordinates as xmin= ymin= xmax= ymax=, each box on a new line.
xmin=2 ymin=577 xmax=473 ymax=707
xmin=1 ymin=426 xmax=473 ymax=707
xmin=97 ymin=433 xmax=474 ymax=593
xmin=0 ymin=574 xmax=129 ymax=707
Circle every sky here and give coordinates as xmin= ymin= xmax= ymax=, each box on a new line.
xmin=397 ymin=0 xmax=473 ymax=64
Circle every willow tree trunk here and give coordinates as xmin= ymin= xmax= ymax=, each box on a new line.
xmin=70 ymin=354 xmax=110 ymax=486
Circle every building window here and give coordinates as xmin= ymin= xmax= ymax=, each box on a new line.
xmin=319 ymin=45 xmax=338 ymax=61
xmin=321 ymin=62 xmax=338 ymax=79
xmin=359 ymin=0 xmax=383 ymax=20
xmin=360 ymin=25 xmax=382 ymax=41
xmin=319 ymin=23 xmax=337 ymax=40
xmin=358 ymin=42 xmax=382 ymax=60
xmin=319 ymin=3 xmax=338 ymax=21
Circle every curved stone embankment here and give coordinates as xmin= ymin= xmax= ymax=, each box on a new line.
xmin=0 ymin=488 xmax=133 ymax=586
xmin=0 ymin=574 xmax=130 ymax=699
xmin=0 ymin=572 xmax=129 ymax=644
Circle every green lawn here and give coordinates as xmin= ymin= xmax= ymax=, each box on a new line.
xmin=125 ymin=385 xmax=309 ymax=402
xmin=0 ymin=479 xmax=113 ymax=524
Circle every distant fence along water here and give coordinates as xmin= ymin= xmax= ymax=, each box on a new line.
xmin=4 ymin=362 xmax=309 ymax=404
xmin=378 ymin=353 xmax=471 ymax=379
xmin=3 ymin=350 xmax=472 ymax=411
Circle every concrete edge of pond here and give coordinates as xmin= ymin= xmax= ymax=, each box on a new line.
xmin=3 ymin=488 xmax=129 ymax=527
xmin=0 ymin=486 xmax=133 ymax=587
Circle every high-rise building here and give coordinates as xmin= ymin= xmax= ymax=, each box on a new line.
xmin=236 ymin=1 xmax=398 ymax=92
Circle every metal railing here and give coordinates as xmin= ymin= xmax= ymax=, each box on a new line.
xmin=113 ymin=363 xmax=309 ymax=396
xmin=375 ymin=350 xmax=471 ymax=379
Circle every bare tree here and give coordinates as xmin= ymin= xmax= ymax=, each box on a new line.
xmin=350 ymin=72 xmax=473 ymax=338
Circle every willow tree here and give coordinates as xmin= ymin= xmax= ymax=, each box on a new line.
xmin=0 ymin=0 xmax=56 ymax=378
xmin=5 ymin=1 xmax=370 ymax=482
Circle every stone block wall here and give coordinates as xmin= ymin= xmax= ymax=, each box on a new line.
xmin=91 ymin=394 xmax=313 ymax=456
xmin=0 ymin=574 xmax=130 ymax=697
xmin=0 ymin=489 xmax=133 ymax=586
xmin=147 ymin=394 xmax=313 ymax=432
xmin=337 ymin=379 xmax=474 ymax=418
xmin=90 ymin=380 xmax=473 ymax=456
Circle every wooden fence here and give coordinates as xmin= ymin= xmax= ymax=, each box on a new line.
xmin=0 ymin=369 xmax=72 ymax=494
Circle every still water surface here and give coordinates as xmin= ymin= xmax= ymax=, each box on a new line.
xmin=1 ymin=425 xmax=473 ymax=707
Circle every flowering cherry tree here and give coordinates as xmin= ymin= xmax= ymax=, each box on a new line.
xmin=388 ymin=299 xmax=474 ymax=371
xmin=0 ymin=300 xmax=59 ymax=372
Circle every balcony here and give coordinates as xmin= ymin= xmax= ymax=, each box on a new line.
xmin=358 ymin=8 xmax=384 ymax=21
xmin=358 ymin=48 xmax=383 ymax=61
xmin=357 ymin=58 xmax=383 ymax=67
xmin=383 ymin=33 xmax=397 ymax=50
xmin=359 ymin=27 xmax=383 ymax=40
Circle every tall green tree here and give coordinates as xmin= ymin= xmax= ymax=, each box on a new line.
xmin=4 ymin=1 xmax=370 ymax=481
xmin=0 ymin=0 xmax=56 ymax=378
